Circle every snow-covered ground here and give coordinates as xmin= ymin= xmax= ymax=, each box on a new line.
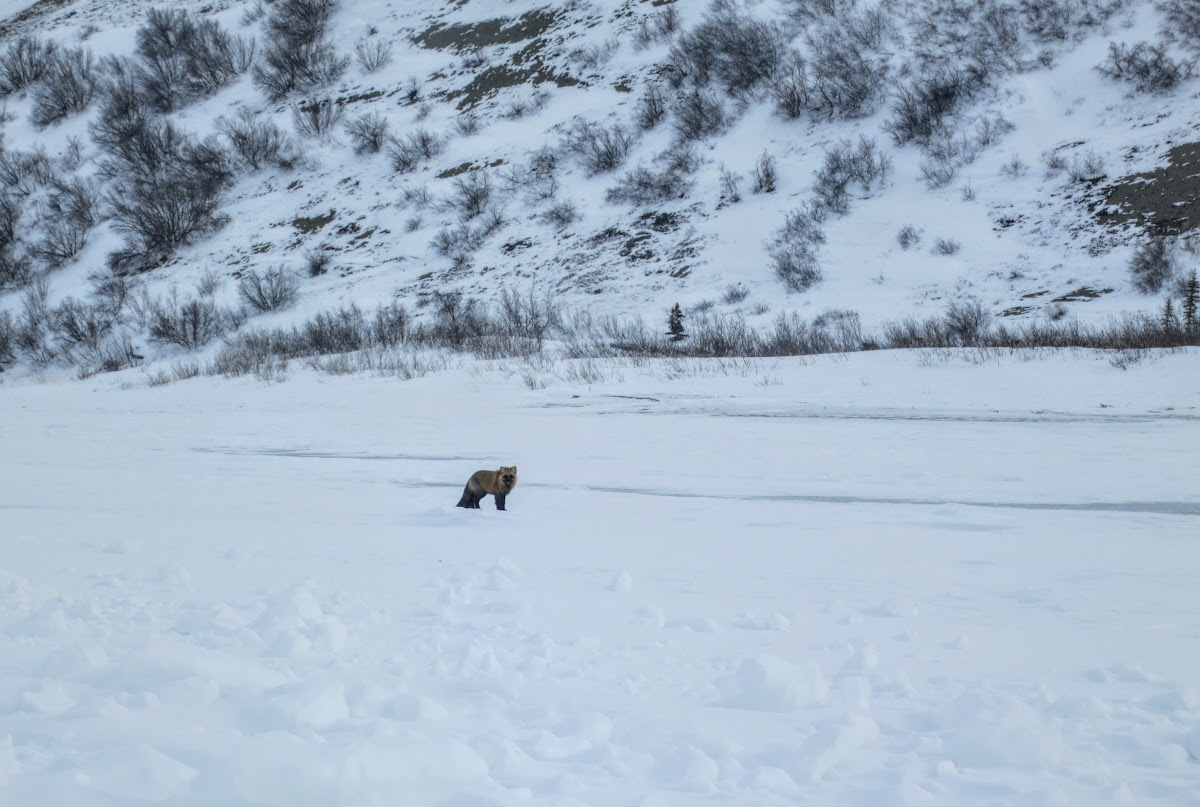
xmin=3 ymin=349 xmax=1199 ymax=805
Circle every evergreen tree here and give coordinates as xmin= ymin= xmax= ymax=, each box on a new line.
xmin=1182 ymin=269 xmax=1199 ymax=334
xmin=666 ymin=303 xmax=686 ymax=341
xmin=1162 ymin=296 xmax=1178 ymax=333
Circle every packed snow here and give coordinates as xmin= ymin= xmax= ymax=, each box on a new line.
xmin=2 ymin=350 xmax=1199 ymax=805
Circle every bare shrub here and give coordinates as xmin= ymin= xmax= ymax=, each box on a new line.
xmin=719 ymin=166 xmax=742 ymax=203
xmin=772 ymin=51 xmax=810 ymax=119
xmin=605 ymin=164 xmax=691 ymax=206
xmin=634 ymin=7 xmax=681 ymax=49
xmin=561 ymin=119 xmax=636 ymax=175
xmin=723 ymin=283 xmax=750 ymax=304
xmin=445 ymin=171 xmax=492 ymax=220
xmin=239 ymin=266 xmax=299 ymax=312
xmin=897 ymin=224 xmax=921 ymax=250
xmin=498 ymin=287 xmax=563 ymax=346
xmin=355 ymin=38 xmax=393 ymax=73
xmin=149 ymin=293 xmax=229 ymax=350
xmin=920 ymin=155 xmax=958 ymax=189
xmin=0 ymin=249 xmax=35 ymax=290
xmin=1067 ymin=150 xmax=1106 ymax=182
xmin=135 ymin=9 xmax=254 ymax=110
xmin=345 ymin=111 xmax=390 ymax=154
xmin=47 ymin=176 xmax=101 ymax=229
xmin=539 ymin=200 xmax=579 ymax=229
xmin=292 ymin=99 xmax=345 ymax=138
xmin=813 ymin=137 xmax=892 ymax=215
xmin=944 ymin=298 xmax=991 ymax=345
xmin=670 ymin=8 xmax=787 ymax=97
xmin=387 ymin=128 xmax=444 ymax=173
xmin=0 ymin=37 xmax=57 ymax=96
xmin=885 ymin=66 xmax=984 ymax=146
xmin=934 ymin=237 xmax=962 ymax=255
xmin=0 ymin=310 xmax=14 ymax=367
xmin=1096 ymin=41 xmax=1195 ymax=94
xmin=770 ymin=202 xmax=826 ymax=292
xmin=1000 ymin=153 xmax=1028 ymax=178
xmin=31 ymin=47 xmax=98 ymax=127
xmin=455 ymin=112 xmax=480 ymax=136
xmin=1129 ymin=239 xmax=1177 ymax=293
xmin=636 ymin=82 xmax=668 ymax=129
xmin=31 ymin=220 xmax=89 ymax=267
xmin=805 ymin=24 xmax=889 ymax=118
xmin=305 ymin=247 xmax=333 ymax=276
xmin=751 ymin=151 xmax=777 ymax=194
xmin=218 ymin=109 xmax=298 ymax=169
xmin=1159 ymin=0 xmax=1200 ymax=52
xmin=104 ymin=126 xmax=234 ymax=271
xmin=672 ymin=88 xmax=727 ymax=141
xmin=1043 ymin=149 xmax=1069 ymax=177
xmin=15 ymin=277 xmax=55 ymax=365
xmin=254 ymin=0 xmax=348 ymax=99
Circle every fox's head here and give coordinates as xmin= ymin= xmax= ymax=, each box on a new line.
xmin=499 ymin=466 xmax=517 ymax=488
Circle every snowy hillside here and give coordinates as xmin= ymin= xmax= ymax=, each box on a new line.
xmin=0 ymin=0 xmax=1198 ymax=378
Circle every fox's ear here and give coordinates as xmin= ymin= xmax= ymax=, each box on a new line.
xmin=509 ymin=466 xmax=517 ymax=473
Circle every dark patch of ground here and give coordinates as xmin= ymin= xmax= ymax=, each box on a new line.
xmin=1051 ymin=286 xmax=1113 ymax=303
xmin=415 ymin=8 xmax=559 ymax=52
xmin=292 ymin=209 xmax=336 ymax=234
xmin=1092 ymin=141 xmax=1200 ymax=236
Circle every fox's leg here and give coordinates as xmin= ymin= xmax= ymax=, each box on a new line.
xmin=494 ymin=493 xmax=506 ymax=511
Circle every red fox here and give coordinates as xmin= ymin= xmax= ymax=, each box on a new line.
xmin=456 ymin=466 xmax=518 ymax=510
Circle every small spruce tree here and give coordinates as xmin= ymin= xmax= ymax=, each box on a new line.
xmin=1182 ymin=269 xmax=1199 ymax=334
xmin=666 ymin=303 xmax=686 ymax=341
xmin=1162 ymin=296 xmax=1178 ymax=333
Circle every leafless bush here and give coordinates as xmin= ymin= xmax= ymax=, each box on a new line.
xmin=0 ymin=310 xmax=14 ymax=367
xmin=885 ymin=66 xmax=984 ymax=146
xmin=355 ymin=38 xmax=393 ymax=73
xmin=15 ymin=277 xmax=55 ymax=365
xmin=723 ymin=284 xmax=750 ymax=304
xmin=135 ymin=9 xmax=254 ymax=110
xmin=605 ymin=164 xmax=691 ymax=206
xmin=561 ymin=119 xmax=637 ymax=174
xmin=305 ymin=247 xmax=333 ymax=276
xmin=897 ymin=224 xmax=921 ymax=250
xmin=104 ymin=127 xmax=234 ymax=271
xmin=498 ymin=287 xmax=564 ymax=346
xmin=149 ymin=292 xmax=230 ymax=350
xmin=634 ymin=6 xmax=681 ymax=49
xmin=772 ymin=51 xmax=810 ymax=119
xmin=448 ymin=171 xmax=493 ymax=220
xmin=636 ymin=82 xmax=668 ymax=130
xmin=0 ymin=37 xmax=57 ymax=96
xmin=455 ymin=112 xmax=480 ymax=136
xmin=1043 ymin=148 xmax=1069 ymax=177
xmin=1067 ymin=150 xmax=1106 ymax=182
xmin=539 ymin=200 xmax=579 ymax=229
xmin=31 ymin=220 xmax=89 ymax=267
xmin=672 ymin=88 xmax=727 ymax=141
xmin=1159 ymin=0 xmax=1200 ymax=52
xmin=31 ymin=47 xmax=98 ymax=127
xmin=239 ymin=266 xmax=300 ymax=312
xmin=254 ymin=0 xmax=348 ymax=99
xmin=934 ymin=237 xmax=962 ymax=255
xmin=751 ymin=151 xmax=777 ymax=194
xmin=500 ymin=146 xmax=559 ymax=203
xmin=46 ymin=176 xmax=101 ymax=229
xmin=920 ymin=155 xmax=958 ymax=189
xmin=812 ymin=137 xmax=892 ymax=215
xmin=670 ymin=8 xmax=787 ymax=97
xmin=387 ymin=128 xmax=444 ymax=172
xmin=1000 ymin=153 xmax=1028 ymax=178
xmin=1129 ymin=239 xmax=1177 ymax=293
xmin=292 ymin=99 xmax=345 ymax=138
xmin=345 ymin=111 xmax=390 ymax=154
xmin=804 ymin=23 xmax=889 ymax=119
xmin=218 ymin=109 xmax=298 ymax=169
xmin=0 ymin=148 xmax=54 ymax=196
xmin=770 ymin=202 xmax=826 ymax=292
xmin=1096 ymin=41 xmax=1195 ymax=93
xmin=974 ymin=114 xmax=1015 ymax=148
xmin=719 ymin=166 xmax=742 ymax=203
xmin=0 ymin=248 xmax=34 ymax=290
